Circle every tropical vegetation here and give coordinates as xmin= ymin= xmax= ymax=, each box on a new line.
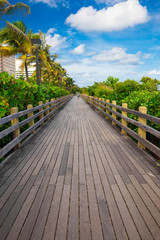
xmin=0 ymin=0 xmax=30 ymax=20
xmin=81 ymin=76 xmax=160 ymax=146
xmin=0 ymin=1 xmax=78 ymax=115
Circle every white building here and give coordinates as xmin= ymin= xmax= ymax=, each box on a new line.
xmin=15 ymin=59 xmax=35 ymax=79
xmin=0 ymin=55 xmax=15 ymax=75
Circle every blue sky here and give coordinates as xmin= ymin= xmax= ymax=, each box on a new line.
xmin=4 ymin=0 xmax=160 ymax=86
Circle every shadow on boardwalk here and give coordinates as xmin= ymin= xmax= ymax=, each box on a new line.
xmin=0 ymin=96 xmax=160 ymax=240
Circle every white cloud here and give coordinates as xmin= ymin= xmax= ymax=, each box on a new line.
xmin=71 ymin=44 xmax=85 ymax=55
xmin=45 ymin=28 xmax=67 ymax=52
xmin=47 ymin=28 xmax=57 ymax=33
xmin=142 ymin=53 xmax=151 ymax=59
xmin=95 ymin=0 xmax=125 ymax=5
xmin=30 ymin=0 xmax=57 ymax=7
xmin=92 ymin=47 xmax=142 ymax=65
xmin=147 ymin=69 xmax=160 ymax=75
xmin=66 ymin=0 xmax=149 ymax=32
xmin=30 ymin=0 xmax=68 ymax=8
xmin=62 ymin=52 xmax=142 ymax=87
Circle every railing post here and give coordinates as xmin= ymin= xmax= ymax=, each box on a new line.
xmin=51 ymin=98 xmax=55 ymax=115
xmin=106 ymin=99 xmax=110 ymax=120
xmin=112 ymin=100 xmax=116 ymax=125
xmin=92 ymin=96 xmax=95 ymax=109
xmin=99 ymin=98 xmax=102 ymax=112
xmin=121 ymin=103 xmax=128 ymax=134
xmin=138 ymin=106 xmax=147 ymax=149
xmin=45 ymin=100 xmax=50 ymax=120
xmin=27 ymin=104 xmax=35 ymax=134
xmin=94 ymin=96 xmax=97 ymax=108
xmin=91 ymin=96 xmax=93 ymax=106
xmin=10 ymin=107 xmax=20 ymax=150
xmin=93 ymin=96 xmax=96 ymax=108
xmin=96 ymin=97 xmax=99 ymax=109
xmin=102 ymin=98 xmax=105 ymax=113
xmin=39 ymin=101 xmax=44 ymax=126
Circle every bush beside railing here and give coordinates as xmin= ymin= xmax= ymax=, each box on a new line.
xmin=81 ymin=95 xmax=160 ymax=158
xmin=0 ymin=95 xmax=73 ymax=160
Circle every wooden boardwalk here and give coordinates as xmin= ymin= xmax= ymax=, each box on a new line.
xmin=0 ymin=96 xmax=160 ymax=240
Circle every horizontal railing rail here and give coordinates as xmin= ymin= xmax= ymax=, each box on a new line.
xmin=81 ymin=95 xmax=160 ymax=158
xmin=0 ymin=95 xmax=73 ymax=160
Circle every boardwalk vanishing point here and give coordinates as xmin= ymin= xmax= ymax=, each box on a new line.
xmin=0 ymin=96 xmax=160 ymax=240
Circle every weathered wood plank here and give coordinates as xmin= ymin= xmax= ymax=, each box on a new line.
xmin=0 ymin=96 xmax=159 ymax=240
xmin=42 ymin=176 xmax=64 ymax=240
xmin=55 ymin=185 xmax=70 ymax=240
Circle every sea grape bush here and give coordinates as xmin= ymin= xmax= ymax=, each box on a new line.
xmin=82 ymin=77 xmax=160 ymax=118
xmin=0 ymin=72 xmax=69 ymax=118
xmin=81 ymin=77 xmax=160 ymax=144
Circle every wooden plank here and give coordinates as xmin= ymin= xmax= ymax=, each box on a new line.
xmin=0 ymin=96 xmax=159 ymax=240
xmin=0 ymin=176 xmax=36 ymax=240
xmin=55 ymin=185 xmax=70 ymax=240
xmin=0 ymin=96 xmax=72 ymax=159
xmin=84 ymin=95 xmax=160 ymax=124
xmin=6 ymin=185 xmax=39 ymax=240
xmin=92 ymin=111 xmax=158 ymax=179
xmin=49 ymin=115 xmax=72 ymax=185
xmin=115 ymin=175 xmax=153 ymax=240
xmin=86 ymin=175 xmax=104 ymax=240
xmin=83 ymin=99 xmax=160 ymax=157
xmin=101 ymin=175 xmax=128 ymax=240
xmin=18 ymin=176 xmax=50 ymax=240
xmin=129 ymin=175 xmax=160 ymax=226
xmin=141 ymin=183 xmax=160 ymax=211
xmin=30 ymin=185 xmax=55 ymax=240
xmin=0 ymin=96 xmax=70 ymax=126
xmin=80 ymin=117 xmax=92 ymax=175
xmin=84 ymin=114 xmax=127 ymax=240
xmin=59 ymin=142 xmax=70 ymax=176
xmin=111 ymin=184 xmax=141 ymax=240
xmin=0 ymin=113 xmax=69 ymax=195
xmin=0 ymin=112 xmax=65 ymax=190
xmin=67 ymin=175 xmax=79 ymax=240
xmin=127 ymin=180 xmax=160 ymax=240
xmin=143 ymin=174 xmax=160 ymax=198
xmin=42 ymin=176 xmax=64 ymax=240
xmin=79 ymin=184 xmax=92 ymax=240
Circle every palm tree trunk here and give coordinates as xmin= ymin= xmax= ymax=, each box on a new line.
xmin=25 ymin=60 xmax=29 ymax=82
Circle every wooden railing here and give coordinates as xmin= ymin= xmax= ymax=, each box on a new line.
xmin=0 ymin=95 xmax=73 ymax=160
xmin=81 ymin=95 xmax=160 ymax=158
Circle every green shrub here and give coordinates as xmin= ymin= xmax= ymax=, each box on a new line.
xmin=123 ymin=90 xmax=160 ymax=131
xmin=0 ymin=72 xmax=69 ymax=118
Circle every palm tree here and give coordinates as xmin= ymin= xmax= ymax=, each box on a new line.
xmin=0 ymin=0 xmax=30 ymax=20
xmin=0 ymin=20 xmax=32 ymax=82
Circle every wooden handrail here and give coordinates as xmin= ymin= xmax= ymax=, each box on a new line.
xmin=81 ymin=95 xmax=160 ymax=158
xmin=0 ymin=95 xmax=73 ymax=160
xmin=0 ymin=98 xmax=67 ymax=126
xmin=92 ymin=97 xmax=160 ymax=124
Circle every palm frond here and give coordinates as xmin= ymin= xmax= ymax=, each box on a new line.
xmin=5 ymin=3 xmax=30 ymax=16
xmin=6 ymin=21 xmax=29 ymax=40
xmin=0 ymin=45 xmax=17 ymax=56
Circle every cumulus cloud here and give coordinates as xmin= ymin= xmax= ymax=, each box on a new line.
xmin=71 ymin=44 xmax=85 ymax=55
xmin=66 ymin=0 xmax=149 ymax=32
xmin=45 ymin=28 xmax=67 ymax=51
xmin=62 ymin=56 xmax=140 ymax=87
xmin=92 ymin=47 xmax=142 ymax=65
xmin=147 ymin=69 xmax=160 ymax=75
